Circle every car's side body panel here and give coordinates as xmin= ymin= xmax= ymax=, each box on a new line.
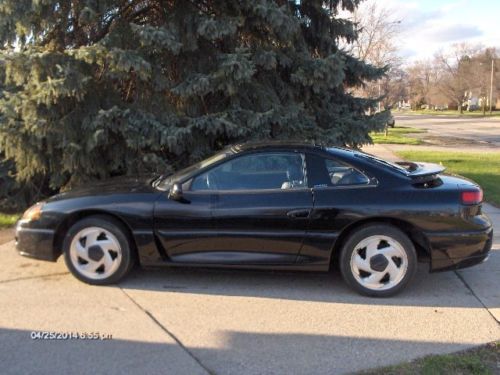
xmin=153 ymin=190 xmax=216 ymax=263
xmin=16 ymin=177 xmax=161 ymax=264
xmin=209 ymin=189 xmax=313 ymax=264
xmin=15 ymin=144 xmax=493 ymax=275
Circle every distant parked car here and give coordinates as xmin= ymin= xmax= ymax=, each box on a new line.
xmin=16 ymin=142 xmax=492 ymax=297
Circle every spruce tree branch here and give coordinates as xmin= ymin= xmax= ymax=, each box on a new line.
xmin=127 ymin=5 xmax=154 ymax=23
xmin=187 ymin=0 xmax=213 ymax=16
xmin=91 ymin=14 xmax=119 ymax=43
xmin=97 ymin=63 xmax=107 ymax=81
xmin=90 ymin=1 xmax=144 ymax=43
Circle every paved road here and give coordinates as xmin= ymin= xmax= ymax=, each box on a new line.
xmin=0 ymin=207 xmax=499 ymax=374
xmin=395 ymin=114 xmax=500 ymax=147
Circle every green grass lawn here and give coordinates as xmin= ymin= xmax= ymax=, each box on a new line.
xmin=0 ymin=213 xmax=20 ymax=228
xmin=400 ymin=109 xmax=500 ymax=117
xmin=371 ymin=126 xmax=425 ymax=145
xmin=396 ymin=150 xmax=500 ymax=206
xmin=363 ymin=341 xmax=499 ymax=375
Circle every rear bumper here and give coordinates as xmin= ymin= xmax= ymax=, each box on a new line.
xmin=427 ymin=227 xmax=493 ymax=272
xmin=15 ymin=222 xmax=58 ymax=262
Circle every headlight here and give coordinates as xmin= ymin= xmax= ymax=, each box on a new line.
xmin=21 ymin=202 xmax=45 ymax=222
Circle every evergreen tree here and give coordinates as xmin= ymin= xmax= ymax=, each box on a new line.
xmin=0 ymin=0 xmax=387 ymax=207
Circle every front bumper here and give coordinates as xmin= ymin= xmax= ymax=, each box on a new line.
xmin=427 ymin=227 xmax=493 ymax=272
xmin=15 ymin=221 xmax=58 ymax=262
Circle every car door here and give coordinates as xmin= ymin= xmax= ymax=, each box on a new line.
xmin=188 ymin=151 xmax=313 ymax=265
xmin=298 ymin=152 xmax=376 ymax=265
xmin=153 ymin=186 xmax=218 ymax=262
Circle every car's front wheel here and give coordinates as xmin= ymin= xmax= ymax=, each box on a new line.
xmin=340 ymin=224 xmax=417 ymax=297
xmin=63 ymin=216 xmax=134 ymax=285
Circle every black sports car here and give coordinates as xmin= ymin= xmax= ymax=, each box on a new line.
xmin=16 ymin=142 xmax=493 ymax=296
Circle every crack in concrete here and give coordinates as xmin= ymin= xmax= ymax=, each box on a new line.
xmin=120 ymin=288 xmax=213 ymax=375
xmin=0 ymin=272 xmax=70 ymax=284
xmin=454 ymin=271 xmax=499 ymax=324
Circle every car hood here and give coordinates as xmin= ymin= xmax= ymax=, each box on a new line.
xmin=47 ymin=176 xmax=158 ymax=202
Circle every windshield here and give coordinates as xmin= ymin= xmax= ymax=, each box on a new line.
xmin=155 ymin=149 xmax=233 ymax=190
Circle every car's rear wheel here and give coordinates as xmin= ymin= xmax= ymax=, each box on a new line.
xmin=63 ymin=216 xmax=134 ymax=285
xmin=339 ymin=224 xmax=417 ymax=297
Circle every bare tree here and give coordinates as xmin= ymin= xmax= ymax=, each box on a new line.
xmin=343 ymin=0 xmax=402 ymax=109
xmin=434 ymin=43 xmax=481 ymax=113
xmin=349 ymin=1 xmax=401 ymax=68
xmin=381 ymin=67 xmax=408 ymax=108
xmin=406 ymin=60 xmax=436 ymax=109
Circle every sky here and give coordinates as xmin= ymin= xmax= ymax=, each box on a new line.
xmin=355 ymin=0 xmax=500 ymax=62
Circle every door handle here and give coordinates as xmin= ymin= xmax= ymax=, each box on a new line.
xmin=287 ymin=209 xmax=311 ymax=219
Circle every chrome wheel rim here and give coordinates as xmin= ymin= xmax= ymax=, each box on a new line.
xmin=69 ymin=227 xmax=122 ymax=280
xmin=350 ymin=235 xmax=408 ymax=291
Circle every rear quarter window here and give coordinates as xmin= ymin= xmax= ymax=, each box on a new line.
xmin=325 ymin=159 xmax=370 ymax=186
xmin=307 ymin=153 xmax=369 ymax=187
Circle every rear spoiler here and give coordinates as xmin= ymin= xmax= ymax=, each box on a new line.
xmin=395 ymin=162 xmax=446 ymax=182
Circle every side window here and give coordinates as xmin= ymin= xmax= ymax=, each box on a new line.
xmin=191 ymin=152 xmax=307 ymax=191
xmin=325 ymin=159 xmax=369 ymax=186
xmin=306 ymin=154 xmax=369 ymax=187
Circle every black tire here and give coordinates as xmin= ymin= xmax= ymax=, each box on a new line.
xmin=63 ymin=215 xmax=135 ymax=285
xmin=339 ymin=224 xmax=417 ymax=297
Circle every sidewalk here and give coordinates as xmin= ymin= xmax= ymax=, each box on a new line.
xmin=362 ymin=144 xmax=401 ymax=162
xmin=0 ymin=228 xmax=13 ymax=245
xmin=1 ymin=237 xmax=498 ymax=375
xmin=460 ymin=203 xmax=500 ymax=322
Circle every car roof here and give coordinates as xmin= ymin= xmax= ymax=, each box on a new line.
xmin=231 ymin=141 xmax=359 ymax=158
xmin=226 ymin=142 xmax=409 ymax=179
xmin=231 ymin=141 xmax=319 ymax=152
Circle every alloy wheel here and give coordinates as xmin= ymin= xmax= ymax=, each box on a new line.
xmin=349 ymin=235 xmax=408 ymax=291
xmin=68 ymin=226 xmax=122 ymax=280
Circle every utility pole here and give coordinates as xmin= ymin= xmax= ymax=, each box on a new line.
xmin=378 ymin=82 xmax=381 ymax=112
xmin=379 ymin=82 xmax=388 ymax=136
xmin=490 ymin=59 xmax=494 ymax=114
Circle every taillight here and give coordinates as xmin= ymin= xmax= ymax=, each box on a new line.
xmin=461 ymin=190 xmax=483 ymax=205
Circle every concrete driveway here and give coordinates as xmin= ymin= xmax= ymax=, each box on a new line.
xmin=0 ymin=208 xmax=499 ymax=374
xmin=395 ymin=114 xmax=500 ymax=147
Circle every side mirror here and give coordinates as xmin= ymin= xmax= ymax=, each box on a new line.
xmin=168 ymin=182 xmax=184 ymax=201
